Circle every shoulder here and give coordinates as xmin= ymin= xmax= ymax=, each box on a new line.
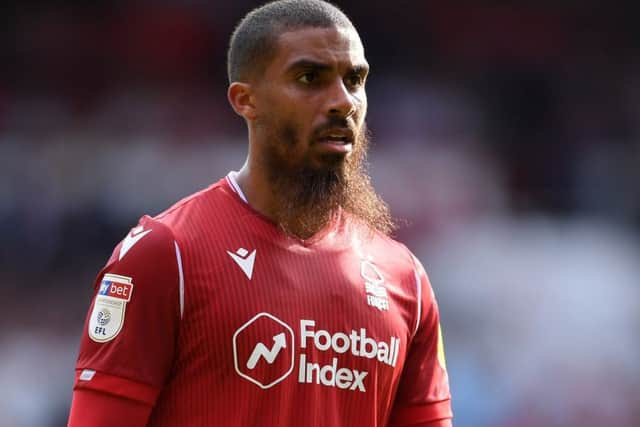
xmin=104 ymin=215 xmax=178 ymax=272
xmin=151 ymin=178 xmax=241 ymax=241
xmin=92 ymin=215 xmax=183 ymax=333
xmin=154 ymin=179 xmax=227 ymax=223
xmin=378 ymin=234 xmax=434 ymax=302
xmin=354 ymin=221 xmax=420 ymax=279
xmin=102 ymin=180 xmax=231 ymax=269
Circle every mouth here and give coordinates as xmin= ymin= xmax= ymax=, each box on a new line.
xmin=315 ymin=128 xmax=355 ymax=154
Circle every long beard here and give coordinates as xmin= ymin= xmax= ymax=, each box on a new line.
xmin=264 ymin=123 xmax=395 ymax=239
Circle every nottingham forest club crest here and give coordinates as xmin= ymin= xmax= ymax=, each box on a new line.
xmin=89 ymin=273 xmax=134 ymax=343
xmin=361 ymin=261 xmax=389 ymax=311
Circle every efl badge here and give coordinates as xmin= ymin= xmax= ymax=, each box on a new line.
xmin=88 ymin=273 xmax=134 ymax=342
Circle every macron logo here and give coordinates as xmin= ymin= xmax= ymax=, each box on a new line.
xmin=247 ymin=333 xmax=287 ymax=369
xmin=119 ymin=226 xmax=152 ymax=261
xmin=227 ymin=247 xmax=256 ymax=280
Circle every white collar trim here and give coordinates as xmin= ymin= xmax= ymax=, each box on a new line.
xmin=226 ymin=171 xmax=249 ymax=204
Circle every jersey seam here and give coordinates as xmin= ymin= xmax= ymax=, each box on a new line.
xmin=400 ymin=244 xmax=422 ymax=340
xmin=74 ymin=367 xmax=160 ymax=406
xmin=412 ymin=259 xmax=422 ymax=337
xmin=142 ymin=218 xmax=185 ymax=326
xmin=75 ymin=367 xmax=159 ymax=391
xmin=173 ymin=241 xmax=185 ymax=320
xmin=166 ymin=228 xmax=185 ymax=327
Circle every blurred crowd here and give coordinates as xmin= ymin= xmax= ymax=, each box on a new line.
xmin=1 ymin=1 xmax=639 ymax=426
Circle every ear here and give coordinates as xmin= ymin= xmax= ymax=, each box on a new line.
xmin=228 ymin=82 xmax=257 ymax=121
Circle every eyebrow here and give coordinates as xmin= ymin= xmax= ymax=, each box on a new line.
xmin=287 ymin=59 xmax=370 ymax=75
xmin=350 ymin=64 xmax=369 ymax=76
xmin=288 ymin=59 xmax=332 ymax=72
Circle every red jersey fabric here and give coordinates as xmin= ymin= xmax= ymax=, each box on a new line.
xmin=73 ymin=173 xmax=452 ymax=426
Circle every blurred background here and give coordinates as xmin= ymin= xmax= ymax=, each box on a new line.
xmin=1 ymin=0 xmax=639 ymax=426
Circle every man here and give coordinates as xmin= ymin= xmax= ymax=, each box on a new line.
xmin=67 ymin=1 xmax=452 ymax=426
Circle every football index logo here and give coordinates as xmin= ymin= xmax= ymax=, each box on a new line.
xmin=233 ymin=313 xmax=401 ymax=393
xmin=233 ymin=313 xmax=295 ymax=389
xmin=89 ymin=273 xmax=134 ymax=342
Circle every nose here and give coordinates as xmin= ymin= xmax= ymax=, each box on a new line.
xmin=327 ymin=79 xmax=357 ymax=118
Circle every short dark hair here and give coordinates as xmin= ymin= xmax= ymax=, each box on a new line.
xmin=227 ymin=0 xmax=355 ymax=83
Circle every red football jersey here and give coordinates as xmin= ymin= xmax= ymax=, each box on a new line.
xmin=73 ymin=172 xmax=452 ymax=426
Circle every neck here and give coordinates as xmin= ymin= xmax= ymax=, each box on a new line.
xmin=234 ymin=163 xmax=335 ymax=240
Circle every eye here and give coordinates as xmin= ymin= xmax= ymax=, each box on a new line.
xmin=346 ymin=73 xmax=364 ymax=88
xmin=297 ymin=71 xmax=318 ymax=84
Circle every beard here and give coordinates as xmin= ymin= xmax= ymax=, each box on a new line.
xmin=261 ymin=119 xmax=395 ymax=239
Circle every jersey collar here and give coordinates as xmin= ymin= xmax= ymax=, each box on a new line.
xmin=225 ymin=171 xmax=249 ymax=204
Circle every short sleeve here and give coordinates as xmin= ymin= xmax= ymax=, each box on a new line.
xmin=389 ymin=256 xmax=452 ymax=426
xmin=73 ymin=215 xmax=181 ymax=406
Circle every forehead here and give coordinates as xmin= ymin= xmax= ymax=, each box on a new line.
xmin=271 ymin=26 xmax=367 ymax=71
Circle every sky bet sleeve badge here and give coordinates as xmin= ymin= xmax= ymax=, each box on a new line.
xmin=88 ymin=273 xmax=134 ymax=343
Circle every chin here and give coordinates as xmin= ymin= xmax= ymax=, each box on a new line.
xmin=314 ymin=153 xmax=348 ymax=171
xmin=313 ymin=162 xmax=345 ymax=176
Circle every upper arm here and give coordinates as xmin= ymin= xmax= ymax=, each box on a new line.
xmin=388 ymin=256 xmax=453 ymax=426
xmin=71 ymin=216 xmax=182 ymax=418
xmin=68 ymin=389 xmax=152 ymax=427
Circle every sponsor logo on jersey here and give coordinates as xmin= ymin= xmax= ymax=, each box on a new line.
xmin=79 ymin=369 xmax=96 ymax=381
xmin=233 ymin=313 xmax=401 ymax=393
xmin=227 ymin=247 xmax=257 ymax=280
xmin=297 ymin=320 xmax=400 ymax=392
xmin=89 ymin=273 xmax=134 ymax=343
xmin=98 ymin=278 xmax=133 ymax=301
xmin=233 ymin=313 xmax=295 ymax=389
xmin=361 ymin=261 xmax=390 ymax=311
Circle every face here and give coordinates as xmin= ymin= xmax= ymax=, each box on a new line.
xmin=237 ymin=25 xmax=391 ymax=237
xmin=251 ymin=26 xmax=369 ymax=172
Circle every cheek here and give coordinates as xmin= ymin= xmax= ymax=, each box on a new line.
xmin=278 ymin=123 xmax=298 ymax=147
xmin=258 ymin=88 xmax=317 ymax=146
xmin=283 ymin=106 xmax=316 ymax=143
xmin=356 ymin=94 xmax=368 ymax=123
